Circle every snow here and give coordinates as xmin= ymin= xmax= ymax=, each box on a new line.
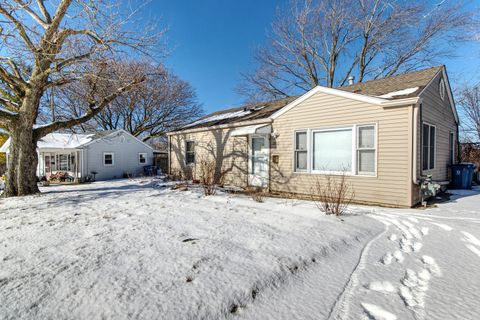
xmin=0 ymin=105 xmax=18 ymax=115
xmin=1 ymin=180 xmax=480 ymax=319
xmin=184 ymin=109 xmax=253 ymax=128
xmin=361 ymin=303 xmax=398 ymax=320
xmin=377 ymin=87 xmax=420 ymax=99
xmin=37 ymin=132 xmax=94 ymax=149
xmin=0 ymin=132 xmax=94 ymax=152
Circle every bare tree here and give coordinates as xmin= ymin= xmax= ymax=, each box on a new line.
xmin=239 ymin=0 xmax=475 ymax=101
xmin=49 ymin=61 xmax=202 ymax=142
xmin=0 ymin=0 xmax=162 ymax=197
xmin=458 ymin=84 xmax=480 ymax=143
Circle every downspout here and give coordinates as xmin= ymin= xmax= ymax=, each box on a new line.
xmin=412 ymin=103 xmax=422 ymax=185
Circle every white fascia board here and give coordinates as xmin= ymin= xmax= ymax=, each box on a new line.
xmin=269 ymin=86 xmax=419 ymax=120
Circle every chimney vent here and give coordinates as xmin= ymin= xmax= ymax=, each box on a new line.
xmin=348 ymin=76 xmax=355 ymax=85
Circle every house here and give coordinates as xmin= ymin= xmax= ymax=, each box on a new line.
xmin=0 ymin=129 xmax=154 ymax=181
xmin=168 ymin=66 xmax=458 ymax=207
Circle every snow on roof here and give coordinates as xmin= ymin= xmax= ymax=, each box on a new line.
xmin=0 ymin=105 xmax=18 ymax=115
xmin=0 ymin=132 xmax=95 ymax=153
xmin=37 ymin=132 xmax=94 ymax=149
xmin=377 ymin=87 xmax=420 ymax=99
xmin=183 ymin=109 xmax=253 ymax=128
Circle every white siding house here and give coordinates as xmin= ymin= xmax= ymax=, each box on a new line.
xmin=0 ymin=130 xmax=154 ymax=181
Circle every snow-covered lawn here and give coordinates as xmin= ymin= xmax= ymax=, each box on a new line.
xmin=0 ymin=179 xmax=479 ymax=320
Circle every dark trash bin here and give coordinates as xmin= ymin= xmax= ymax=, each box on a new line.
xmin=143 ymin=165 xmax=158 ymax=176
xmin=451 ymin=163 xmax=476 ymax=189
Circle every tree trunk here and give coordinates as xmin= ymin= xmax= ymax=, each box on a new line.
xmin=3 ymin=85 xmax=44 ymax=197
xmin=3 ymin=124 xmax=40 ymax=197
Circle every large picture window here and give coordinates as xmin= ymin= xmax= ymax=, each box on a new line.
xmin=294 ymin=131 xmax=308 ymax=171
xmin=312 ymin=129 xmax=352 ymax=172
xmin=293 ymin=124 xmax=377 ymax=175
xmin=422 ymin=123 xmax=436 ymax=171
xmin=186 ymin=141 xmax=195 ymax=164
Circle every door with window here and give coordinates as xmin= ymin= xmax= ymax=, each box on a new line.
xmin=249 ymin=135 xmax=269 ymax=187
xmin=44 ymin=154 xmax=52 ymax=175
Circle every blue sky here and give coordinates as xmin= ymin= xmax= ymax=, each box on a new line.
xmin=146 ymin=0 xmax=480 ymax=114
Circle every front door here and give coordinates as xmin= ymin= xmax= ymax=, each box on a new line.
xmin=249 ymin=135 xmax=269 ymax=187
xmin=44 ymin=154 xmax=52 ymax=175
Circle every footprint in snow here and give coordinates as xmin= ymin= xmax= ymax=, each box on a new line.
xmin=381 ymin=252 xmax=393 ymax=265
xmin=393 ymin=250 xmax=404 ymax=263
xmin=388 ymin=234 xmax=397 ymax=241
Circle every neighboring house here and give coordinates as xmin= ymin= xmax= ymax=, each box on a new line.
xmin=0 ymin=129 xmax=153 ymax=181
xmin=168 ymin=66 xmax=458 ymax=207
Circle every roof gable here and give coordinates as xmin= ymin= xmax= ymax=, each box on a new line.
xmin=417 ymin=68 xmax=458 ymax=124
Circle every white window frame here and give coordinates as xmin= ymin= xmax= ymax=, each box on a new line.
xmin=292 ymin=123 xmax=377 ymax=176
xmin=103 ymin=152 xmax=114 ymax=166
xmin=311 ymin=126 xmax=355 ymax=175
xmin=356 ymin=124 xmax=377 ymax=176
xmin=185 ymin=140 xmax=195 ymax=165
xmin=139 ymin=152 xmax=147 ymax=165
xmin=293 ymin=129 xmax=309 ymax=172
xmin=422 ymin=122 xmax=436 ymax=171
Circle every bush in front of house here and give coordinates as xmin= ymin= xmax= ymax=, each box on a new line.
xmin=311 ymin=173 xmax=354 ymax=216
xmin=198 ymin=157 xmax=224 ymax=196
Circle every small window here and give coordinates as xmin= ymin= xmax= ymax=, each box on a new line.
xmin=186 ymin=141 xmax=195 ymax=164
xmin=104 ymin=152 xmax=114 ymax=166
xmin=357 ymin=125 xmax=376 ymax=175
xmin=439 ymin=78 xmax=446 ymax=100
xmin=139 ymin=153 xmax=147 ymax=164
xmin=422 ymin=124 xmax=436 ymax=171
xmin=58 ymin=154 xmax=69 ymax=171
xmin=294 ymin=131 xmax=308 ymax=171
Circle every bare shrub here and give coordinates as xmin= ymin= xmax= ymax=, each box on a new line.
xmin=311 ymin=174 xmax=354 ymax=216
xmin=199 ymin=157 xmax=224 ymax=196
xmin=249 ymin=187 xmax=266 ymax=203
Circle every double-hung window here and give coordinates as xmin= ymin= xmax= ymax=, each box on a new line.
xmin=139 ymin=153 xmax=147 ymax=164
xmin=186 ymin=141 xmax=195 ymax=164
xmin=357 ymin=125 xmax=376 ymax=175
xmin=294 ymin=131 xmax=308 ymax=171
xmin=104 ymin=152 xmax=114 ymax=166
xmin=422 ymin=123 xmax=436 ymax=171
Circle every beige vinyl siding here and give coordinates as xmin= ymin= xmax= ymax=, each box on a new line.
xmin=412 ymin=72 xmax=458 ymax=204
xmin=169 ymin=128 xmax=249 ymax=187
xmin=271 ymin=91 xmax=413 ymax=207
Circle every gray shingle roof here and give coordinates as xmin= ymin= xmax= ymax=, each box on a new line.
xmin=338 ymin=66 xmax=443 ymax=99
xmin=178 ymin=66 xmax=443 ymax=132
xmin=181 ymin=96 xmax=298 ymax=130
